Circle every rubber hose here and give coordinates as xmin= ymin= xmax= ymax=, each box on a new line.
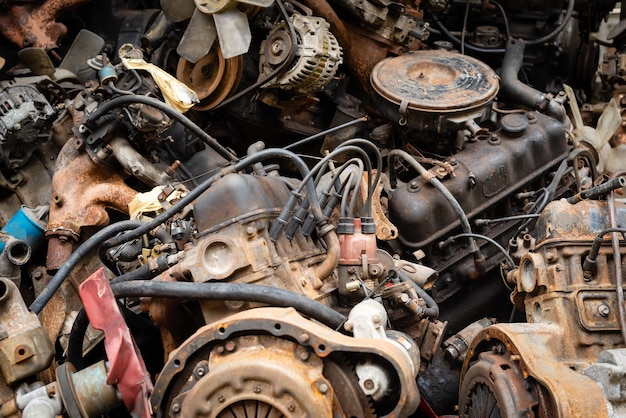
xmin=110 ymin=281 xmax=346 ymax=329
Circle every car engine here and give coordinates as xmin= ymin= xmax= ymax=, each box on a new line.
xmin=0 ymin=0 xmax=625 ymax=417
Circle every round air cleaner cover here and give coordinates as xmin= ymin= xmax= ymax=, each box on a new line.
xmin=371 ymin=51 xmax=499 ymax=131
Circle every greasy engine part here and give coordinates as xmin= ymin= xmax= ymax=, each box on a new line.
xmin=370 ymin=50 xmax=499 ymax=131
xmin=259 ymin=14 xmax=343 ymax=93
xmin=152 ymin=174 xmax=336 ymax=328
xmin=45 ymin=140 xmax=138 ymax=272
xmin=459 ymin=199 xmax=626 ymax=417
xmin=150 ymin=307 xmax=420 ymax=417
xmin=0 ymin=85 xmax=56 ymax=171
xmin=0 ymin=0 xmax=92 ymax=50
xmin=389 ymin=111 xmax=569 ymax=296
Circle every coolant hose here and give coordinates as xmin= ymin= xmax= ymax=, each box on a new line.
xmin=110 ymin=281 xmax=346 ymax=329
xmin=311 ymin=228 xmax=340 ymax=282
xmin=500 ymin=39 xmax=568 ymax=123
xmin=500 ymin=39 xmax=547 ymax=110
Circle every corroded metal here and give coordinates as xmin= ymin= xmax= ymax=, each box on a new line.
xmin=151 ymin=307 xmax=420 ymax=417
xmin=461 ymin=324 xmax=609 ymax=417
xmin=371 ymin=50 xmax=499 ymax=130
xmin=45 ymin=140 xmax=138 ymax=271
xmin=461 ymin=199 xmax=626 ymax=418
xmin=181 ymin=335 xmax=333 ymax=417
xmin=0 ymin=278 xmax=54 ymax=384
xmin=0 ymin=0 xmax=92 ymax=50
xmin=176 ymin=45 xmax=243 ymax=110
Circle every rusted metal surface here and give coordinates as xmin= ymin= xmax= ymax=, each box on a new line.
xmin=0 ymin=0 xmax=92 ymax=50
xmin=151 ymin=307 xmax=420 ymax=417
xmin=462 ymin=324 xmax=610 ymax=418
xmin=511 ymin=199 xmax=626 ymax=358
xmin=45 ymin=140 xmax=138 ymax=271
xmin=461 ymin=199 xmax=626 ymax=418
xmin=371 ymin=50 xmax=499 ymax=129
xmin=176 ymin=46 xmax=243 ymax=110
xmin=166 ymin=174 xmax=331 ymax=300
xmin=0 ymin=278 xmax=54 ymax=384
xmin=460 ymin=348 xmax=538 ymax=417
xmin=181 ymin=335 xmax=333 ymax=417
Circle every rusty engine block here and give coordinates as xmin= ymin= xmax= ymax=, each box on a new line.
xmin=0 ymin=0 xmax=624 ymax=417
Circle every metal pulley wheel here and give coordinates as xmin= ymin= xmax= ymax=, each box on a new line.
xmin=176 ymin=44 xmax=242 ymax=110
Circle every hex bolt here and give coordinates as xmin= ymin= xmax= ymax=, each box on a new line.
xmin=317 ymin=382 xmax=329 ymax=394
xmin=171 ymin=403 xmax=181 ymax=413
xmin=598 ymin=304 xmax=610 ymax=317
xmin=299 ymin=333 xmax=310 ymax=343
xmin=363 ymin=379 xmax=375 ymax=390
xmin=343 ymin=321 xmax=353 ymax=332
xmin=225 ymin=341 xmax=236 ymax=352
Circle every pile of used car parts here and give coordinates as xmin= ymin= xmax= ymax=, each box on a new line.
xmin=0 ymin=0 xmax=626 ymax=417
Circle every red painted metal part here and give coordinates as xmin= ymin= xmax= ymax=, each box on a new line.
xmin=79 ymin=268 xmax=153 ymax=418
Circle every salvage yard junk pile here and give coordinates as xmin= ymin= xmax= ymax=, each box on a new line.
xmin=2 ymin=0 xmax=626 ymax=417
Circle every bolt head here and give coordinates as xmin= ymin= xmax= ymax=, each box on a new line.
xmin=598 ymin=304 xmax=610 ymax=317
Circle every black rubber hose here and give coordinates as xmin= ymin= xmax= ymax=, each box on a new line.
xmin=524 ymin=0 xmax=575 ymax=46
xmin=110 ymin=281 xmax=346 ymax=329
xmin=83 ymin=95 xmax=237 ymax=162
xmin=29 ymin=220 xmax=145 ymax=314
xmin=31 ymin=149 xmax=322 ymax=314
xmin=500 ymin=39 xmax=546 ymax=109
xmin=433 ymin=0 xmax=574 ymax=52
xmin=67 ymin=308 xmax=89 ymax=369
xmin=109 ymin=264 xmax=154 ymax=284
xmin=104 ymin=148 xmax=324 ymax=250
xmin=110 ymin=254 xmax=175 ymax=285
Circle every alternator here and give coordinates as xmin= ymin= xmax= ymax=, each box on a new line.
xmin=259 ymin=14 xmax=343 ymax=93
xmin=0 ymin=85 xmax=55 ymax=170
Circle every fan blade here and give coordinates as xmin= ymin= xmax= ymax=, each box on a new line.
xmin=160 ymin=0 xmax=196 ymax=22
xmin=214 ymin=7 xmax=252 ymax=59
xmin=176 ymin=9 xmax=218 ymax=64
xmin=236 ymin=0 xmax=274 ymax=8
xmin=596 ymin=98 xmax=621 ymax=148
xmin=563 ymin=84 xmax=584 ymax=131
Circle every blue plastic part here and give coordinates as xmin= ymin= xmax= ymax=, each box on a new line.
xmin=98 ymin=65 xmax=117 ymax=84
xmin=0 ymin=206 xmax=46 ymax=253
